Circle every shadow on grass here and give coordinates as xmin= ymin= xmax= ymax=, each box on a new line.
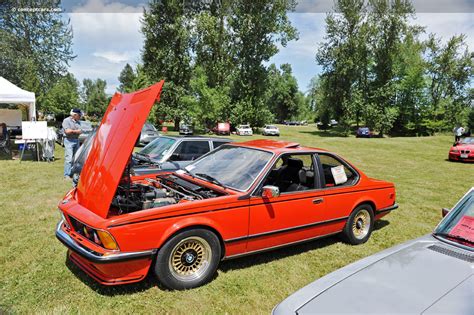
xmin=220 ymin=219 xmax=391 ymax=272
xmin=299 ymin=130 xmax=349 ymax=138
xmin=65 ymin=256 xmax=161 ymax=295
xmin=65 ymin=219 xmax=391 ymax=294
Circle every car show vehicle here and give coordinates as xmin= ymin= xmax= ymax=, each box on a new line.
xmin=178 ymin=123 xmax=193 ymax=135
xmin=213 ymin=122 xmax=230 ymax=135
xmin=262 ymin=125 xmax=280 ymax=136
xmin=236 ymin=124 xmax=253 ymax=136
xmin=449 ymin=137 xmax=474 ymax=162
xmin=132 ymin=136 xmax=231 ymax=175
xmin=356 ymin=127 xmax=372 ymax=138
xmin=273 ymin=187 xmax=474 ymax=315
xmin=138 ymin=122 xmax=160 ymax=146
xmin=56 ymin=81 xmax=397 ymax=290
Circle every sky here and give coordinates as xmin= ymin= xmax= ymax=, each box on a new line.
xmin=60 ymin=0 xmax=474 ymax=94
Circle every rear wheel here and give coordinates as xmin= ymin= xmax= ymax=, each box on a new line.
xmin=154 ymin=229 xmax=221 ymax=290
xmin=342 ymin=204 xmax=374 ymax=245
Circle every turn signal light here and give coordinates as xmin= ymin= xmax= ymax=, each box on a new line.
xmin=97 ymin=230 xmax=119 ymax=250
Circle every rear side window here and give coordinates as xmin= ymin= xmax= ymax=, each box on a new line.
xmin=173 ymin=141 xmax=210 ymax=161
xmin=318 ymin=154 xmax=358 ymax=187
xmin=212 ymin=141 xmax=228 ymax=149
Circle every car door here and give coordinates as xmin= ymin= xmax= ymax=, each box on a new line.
xmin=315 ymin=153 xmax=364 ymax=222
xmin=247 ymin=153 xmax=337 ymax=253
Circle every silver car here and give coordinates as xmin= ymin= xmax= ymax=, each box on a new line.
xmin=262 ymin=125 xmax=280 ymax=136
xmin=274 ymin=187 xmax=474 ymax=315
xmin=139 ymin=122 xmax=160 ymax=146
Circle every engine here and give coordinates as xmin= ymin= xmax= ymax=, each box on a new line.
xmin=110 ymin=174 xmax=224 ymax=214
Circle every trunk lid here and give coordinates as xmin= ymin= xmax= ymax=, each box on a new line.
xmin=76 ymin=81 xmax=164 ymax=218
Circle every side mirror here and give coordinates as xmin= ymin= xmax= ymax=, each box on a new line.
xmin=442 ymin=207 xmax=450 ymax=217
xmin=262 ymin=185 xmax=280 ymax=199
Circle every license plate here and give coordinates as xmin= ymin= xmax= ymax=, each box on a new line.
xmin=460 ymin=154 xmax=468 ymax=158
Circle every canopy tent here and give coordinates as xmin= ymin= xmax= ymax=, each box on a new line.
xmin=0 ymin=76 xmax=36 ymax=120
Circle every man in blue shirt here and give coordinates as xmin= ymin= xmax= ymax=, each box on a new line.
xmin=62 ymin=108 xmax=82 ymax=179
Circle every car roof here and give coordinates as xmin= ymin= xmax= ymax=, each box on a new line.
xmin=160 ymin=135 xmax=233 ymax=142
xmin=229 ymin=139 xmax=327 ymax=153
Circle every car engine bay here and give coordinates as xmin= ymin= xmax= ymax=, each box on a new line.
xmin=110 ymin=174 xmax=225 ymax=214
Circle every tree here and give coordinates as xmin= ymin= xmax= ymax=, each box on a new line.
xmin=141 ymin=0 xmax=197 ymax=129
xmin=118 ymin=63 xmax=136 ymax=93
xmin=82 ymin=79 xmax=108 ymax=118
xmin=265 ymin=64 xmax=300 ymax=122
xmin=229 ymin=0 xmax=298 ymax=126
xmin=0 ymin=0 xmax=75 ymax=108
xmin=41 ymin=73 xmax=80 ymax=115
xmin=425 ymin=34 xmax=473 ymax=131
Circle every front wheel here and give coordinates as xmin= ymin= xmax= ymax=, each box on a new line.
xmin=154 ymin=229 xmax=221 ymax=290
xmin=342 ymin=204 xmax=374 ymax=245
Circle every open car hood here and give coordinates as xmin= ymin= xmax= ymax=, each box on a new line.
xmin=76 ymin=81 xmax=164 ymax=218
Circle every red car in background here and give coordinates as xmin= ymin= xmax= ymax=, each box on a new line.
xmin=56 ymin=81 xmax=397 ymax=290
xmin=213 ymin=122 xmax=230 ymax=135
xmin=449 ymin=137 xmax=474 ymax=162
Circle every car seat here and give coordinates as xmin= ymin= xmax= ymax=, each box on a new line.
xmin=276 ymin=158 xmax=303 ymax=191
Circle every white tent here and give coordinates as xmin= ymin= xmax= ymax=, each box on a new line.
xmin=0 ymin=76 xmax=36 ymax=120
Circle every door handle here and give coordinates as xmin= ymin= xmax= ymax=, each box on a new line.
xmin=313 ymin=198 xmax=324 ymax=204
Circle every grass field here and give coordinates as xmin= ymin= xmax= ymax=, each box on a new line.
xmin=0 ymin=125 xmax=472 ymax=314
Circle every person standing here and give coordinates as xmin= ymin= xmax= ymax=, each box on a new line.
xmin=453 ymin=125 xmax=465 ymax=143
xmin=62 ymin=109 xmax=82 ymax=179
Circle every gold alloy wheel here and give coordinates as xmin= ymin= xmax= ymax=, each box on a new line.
xmin=352 ymin=209 xmax=371 ymax=240
xmin=169 ymin=236 xmax=212 ymax=281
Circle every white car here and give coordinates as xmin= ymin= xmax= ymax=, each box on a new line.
xmin=262 ymin=125 xmax=280 ymax=136
xmin=236 ymin=124 xmax=253 ymax=136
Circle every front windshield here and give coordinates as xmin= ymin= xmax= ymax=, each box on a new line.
xmin=139 ymin=137 xmax=176 ymax=162
xmin=266 ymin=125 xmax=276 ymax=129
xmin=185 ymin=146 xmax=272 ymax=191
xmin=240 ymin=125 xmax=250 ymax=129
xmin=460 ymin=137 xmax=474 ymax=144
xmin=434 ymin=189 xmax=474 ymax=249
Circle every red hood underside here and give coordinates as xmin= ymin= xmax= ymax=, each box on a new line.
xmin=76 ymin=81 xmax=164 ymax=218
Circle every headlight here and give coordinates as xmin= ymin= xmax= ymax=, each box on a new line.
xmin=97 ymin=230 xmax=119 ymax=250
xmin=451 ymin=148 xmax=458 ymax=153
xmin=59 ymin=210 xmax=71 ymax=230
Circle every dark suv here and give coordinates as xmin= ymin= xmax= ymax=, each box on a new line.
xmin=132 ymin=136 xmax=232 ymax=175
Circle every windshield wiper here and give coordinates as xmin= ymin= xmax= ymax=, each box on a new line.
xmin=434 ymin=232 xmax=474 ymax=246
xmin=195 ymin=173 xmax=226 ymax=189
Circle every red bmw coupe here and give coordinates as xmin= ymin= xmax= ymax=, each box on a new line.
xmin=449 ymin=137 xmax=474 ymax=162
xmin=56 ymin=81 xmax=397 ymax=290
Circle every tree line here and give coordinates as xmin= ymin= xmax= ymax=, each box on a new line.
xmin=1 ymin=0 xmax=472 ymax=134
xmin=312 ymin=0 xmax=473 ymax=135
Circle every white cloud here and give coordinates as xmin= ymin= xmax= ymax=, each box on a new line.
xmin=92 ymin=50 xmax=133 ymax=63
xmin=67 ymin=0 xmax=144 ymax=93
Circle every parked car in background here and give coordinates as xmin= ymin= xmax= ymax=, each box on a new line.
xmin=138 ymin=122 xmax=160 ymax=146
xmin=56 ymin=82 xmax=397 ymax=291
xmin=449 ymin=137 xmax=474 ymax=162
xmin=356 ymin=127 xmax=372 ymax=138
xmin=78 ymin=121 xmax=95 ymax=143
xmin=273 ymin=187 xmax=474 ymax=315
xmin=57 ymin=120 xmax=95 ymax=146
xmin=132 ymin=136 xmax=232 ymax=175
xmin=236 ymin=124 xmax=253 ymax=136
xmin=179 ymin=123 xmax=194 ymax=135
xmin=213 ymin=122 xmax=230 ymax=135
xmin=329 ymin=119 xmax=338 ymax=127
xmin=262 ymin=125 xmax=280 ymax=136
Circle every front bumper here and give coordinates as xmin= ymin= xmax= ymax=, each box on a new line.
xmin=449 ymin=153 xmax=474 ymax=162
xmin=56 ymin=220 xmax=156 ymax=285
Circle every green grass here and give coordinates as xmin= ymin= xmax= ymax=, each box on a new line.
xmin=1 ymin=125 xmax=472 ymax=314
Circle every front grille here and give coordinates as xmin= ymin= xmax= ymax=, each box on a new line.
xmin=428 ymin=244 xmax=474 ymax=263
xmin=68 ymin=216 xmax=100 ymax=244
xmin=460 ymin=150 xmax=471 ymax=154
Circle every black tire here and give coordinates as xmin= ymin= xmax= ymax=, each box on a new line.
xmin=154 ymin=229 xmax=221 ymax=290
xmin=342 ymin=204 xmax=374 ymax=245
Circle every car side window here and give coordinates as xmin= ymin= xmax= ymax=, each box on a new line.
xmin=172 ymin=141 xmax=210 ymax=161
xmin=261 ymin=154 xmax=316 ymax=194
xmin=317 ymin=154 xmax=358 ymax=188
xmin=212 ymin=141 xmax=227 ymax=149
